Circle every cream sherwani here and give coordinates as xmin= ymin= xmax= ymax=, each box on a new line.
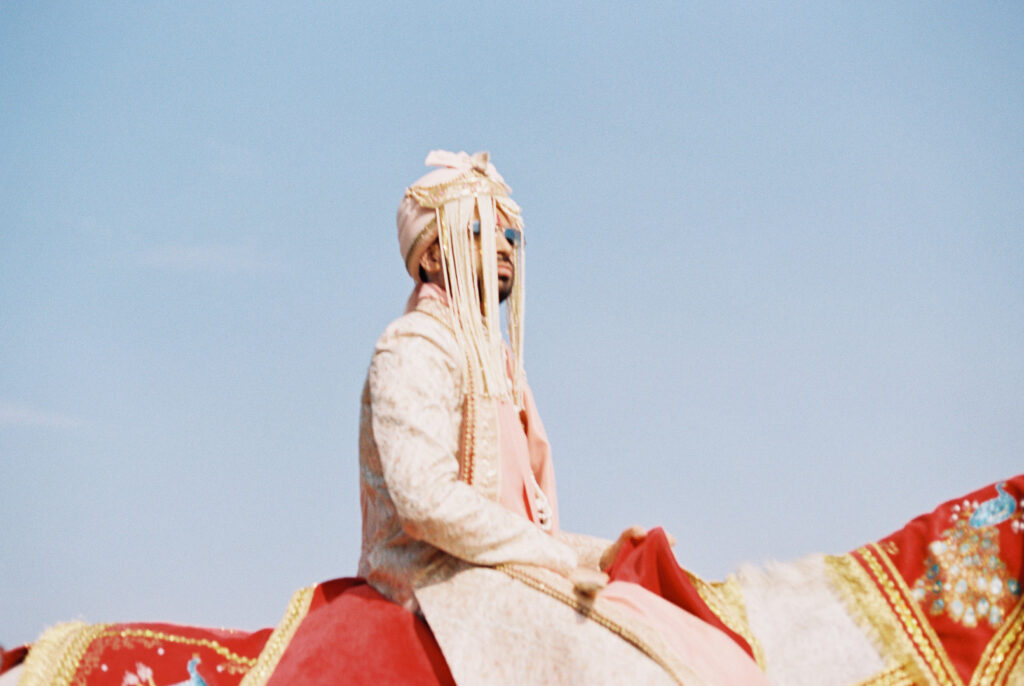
xmin=358 ymin=296 xmax=758 ymax=686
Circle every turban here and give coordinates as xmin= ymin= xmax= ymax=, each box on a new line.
xmin=397 ymin=150 xmax=520 ymax=280
xmin=395 ymin=150 xmax=526 ymax=406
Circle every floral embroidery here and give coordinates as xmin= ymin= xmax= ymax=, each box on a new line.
xmin=120 ymin=657 xmax=209 ymax=686
xmin=121 ymin=662 xmax=155 ymax=686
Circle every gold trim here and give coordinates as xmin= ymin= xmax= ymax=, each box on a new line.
xmin=458 ymin=363 xmax=477 ymax=486
xmin=93 ymin=628 xmax=257 ymax=667
xmin=1001 ymin=636 xmax=1024 ymax=686
xmin=825 ymin=553 xmax=935 ymax=686
xmin=403 ymin=222 xmax=439 ymax=272
xmin=496 ymin=564 xmax=704 ymax=686
xmin=238 ymin=585 xmax=316 ymax=686
xmin=17 ymin=622 xmax=109 ymax=686
xmin=405 ymin=171 xmax=513 ymax=210
xmin=700 ymin=574 xmax=767 ymax=670
xmin=16 ymin=621 xmax=264 ymax=686
xmin=971 ymin=595 xmax=1024 ymax=686
xmin=866 ymin=543 xmax=963 ymax=685
xmin=851 ymin=663 xmax=918 ymax=686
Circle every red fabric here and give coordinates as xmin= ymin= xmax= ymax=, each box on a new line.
xmin=849 ymin=475 xmax=1024 ymax=684
xmin=605 ymin=527 xmax=756 ymax=660
xmin=266 ymin=578 xmax=455 ymax=686
xmin=0 ymin=645 xmax=28 ymax=676
xmin=61 ymin=622 xmax=271 ymax=685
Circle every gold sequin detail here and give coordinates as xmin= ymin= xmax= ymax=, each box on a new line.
xmin=238 ymin=584 xmax=315 ymax=686
xmin=911 ymin=516 xmax=1019 ymax=629
xmin=406 ymin=171 xmax=514 ymax=210
xmin=108 ymin=628 xmax=256 ymax=667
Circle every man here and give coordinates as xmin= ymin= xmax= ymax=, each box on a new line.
xmin=357 ymin=150 xmax=768 ymax=685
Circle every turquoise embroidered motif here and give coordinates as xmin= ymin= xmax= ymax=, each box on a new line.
xmin=969 ymin=482 xmax=1016 ymax=528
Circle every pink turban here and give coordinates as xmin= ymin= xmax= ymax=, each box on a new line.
xmin=396 ymin=150 xmax=514 ymax=280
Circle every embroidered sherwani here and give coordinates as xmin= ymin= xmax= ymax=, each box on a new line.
xmin=357 ymin=295 xmax=767 ymax=686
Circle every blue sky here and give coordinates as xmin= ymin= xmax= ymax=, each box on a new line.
xmin=2 ymin=2 xmax=1022 ymax=645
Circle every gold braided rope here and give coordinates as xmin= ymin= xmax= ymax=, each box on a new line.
xmin=237 ymin=585 xmax=315 ymax=686
xmin=825 ymin=553 xmax=936 ymax=686
xmin=92 ymin=628 xmax=258 ymax=666
xmin=495 ymin=564 xmax=705 ymax=686
xmin=971 ymin=595 xmax=1024 ymax=686
xmin=996 ymin=624 xmax=1024 ymax=685
xmin=851 ymin=663 xmax=919 ymax=686
xmin=866 ymin=543 xmax=964 ymax=685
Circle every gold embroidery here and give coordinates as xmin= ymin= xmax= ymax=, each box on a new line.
xmin=971 ymin=595 xmax=1024 ymax=686
xmin=405 ymin=171 xmax=517 ymax=212
xmin=238 ymin=585 xmax=316 ymax=686
xmin=459 ymin=364 xmax=477 ymax=485
xmin=868 ymin=543 xmax=964 ymax=685
xmin=699 ymin=574 xmax=767 ymax=669
xmin=17 ymin=622 xmax=109 ymax=686
xmin=495 ymin=564 xmax=704 ymax=686
xmin=851 ymin=663 xmax=918 ymax=686
xmin=831 ymin=543 xmax=1024 ymax=686
xmin=100 ymin=628 xmax=256 ymax=666
xmin=825 ymin=553 xmax=935 ymax=686
xmin=911 ymin=515 xmax=1019 ymax=629
xmin=17 ymin=621 xmax=262 ymax=686
xmin=1000 ymin=631 xmax=1024 ymax=686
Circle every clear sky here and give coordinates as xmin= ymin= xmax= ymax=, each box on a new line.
xmin=1 ymin=2 xmax=1022 ymax=646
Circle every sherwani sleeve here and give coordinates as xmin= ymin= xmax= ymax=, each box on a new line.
xmin=368 ymin=323 xmax=578 ymax=574
xmin=555 ymin=531 xmax=614 ymax=571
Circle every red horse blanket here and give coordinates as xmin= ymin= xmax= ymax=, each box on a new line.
xmin=827 ymin=476 xmax=1023 ymax=685
xmin=7 ymin=475 xmax=1022 ymax=686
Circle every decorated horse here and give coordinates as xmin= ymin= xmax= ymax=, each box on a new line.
xmin=3 ymin=475 xmax=1021 ymax=686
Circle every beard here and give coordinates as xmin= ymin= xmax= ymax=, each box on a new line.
xmin=497 ymin=276 xmax=513 ymax=303
xmin=496 ymin=257 xmax=514 ymax=303
xmin=478 ymin=266 xmax=514 ymax=303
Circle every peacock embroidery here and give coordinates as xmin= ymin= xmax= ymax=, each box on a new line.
xmin=911 ymin=482 xmax=1022 ymax=628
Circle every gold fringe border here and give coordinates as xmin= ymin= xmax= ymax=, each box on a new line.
xmin=698 ymin=574 xmax=767 ymax=670
xmin=825 ymin=552 xmax=942 ymax=686
xmin=16 ymin=622 xmax=110 ymax=686
xmin=237 ymin=585 xmax=315 ymax=686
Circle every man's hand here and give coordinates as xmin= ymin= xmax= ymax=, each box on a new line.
xmin=599 ymin=525 xmax=648 ymax=572
xmin=598 ymin=526 xmax=677 ymax=572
